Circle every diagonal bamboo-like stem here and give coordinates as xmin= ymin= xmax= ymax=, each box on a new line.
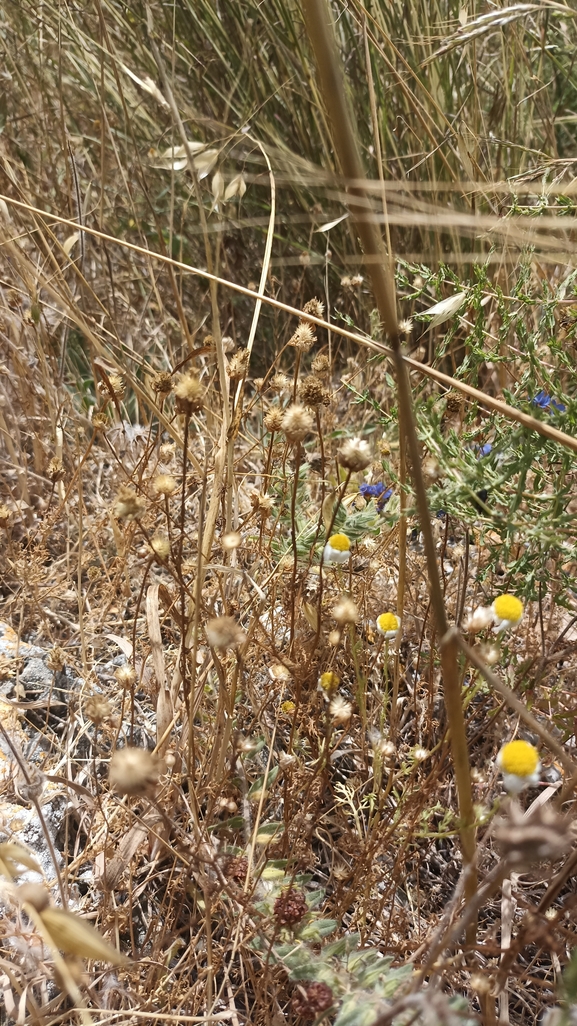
xmin=300 ymin=0 xmax=476 ymax=886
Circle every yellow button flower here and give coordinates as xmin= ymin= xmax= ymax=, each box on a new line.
xmin=496 ymin=739 xmax=541 ymax=793
xmin=376 ymin=612 xmax=401 ymax=640
xmin=492 ymin=594 xmax=524 ymax=633
xmin=318 ymin=671 xmax=340 ymax=696
xmin=323 ymin=533 xmax=352 ymax=564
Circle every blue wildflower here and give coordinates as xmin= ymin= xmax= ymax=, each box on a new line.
xmin=532 ymin=390 xmax=566 ymax=414
xmin=359 ymin=482 xmax=393 ymax=512
xmin=478 ymin=443 xmax=492 ymax=457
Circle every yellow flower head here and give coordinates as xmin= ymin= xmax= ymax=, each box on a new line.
xmin=376 ymin=612 xmax=401 ymax=640
xmin=281 ymin=701 xmax=296 ymax=715
xmin=319 ymin=671 xmax=339 ymax=696
xmin=324 ymin=533 xmax=352 ymax=564
xmin=492 ymin=594 xmax=524 ymax=632
xmin=497 ymin=739 xmax=541 ymax=793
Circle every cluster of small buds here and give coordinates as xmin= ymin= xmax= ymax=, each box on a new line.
xmin=225 ymin=855 xmax=249 ymax=883
xmin=291 ymin=982 xmax=334 ymax=1019
xmin=273 ymin=887 xmax=308 ymax=926
xmin=376 ymin=612 xmax=401 ymax=641
xmin=323 ymin=533 xmax=352 ymax=564
xmin=497 ymin=739 xmax=541 ymax=794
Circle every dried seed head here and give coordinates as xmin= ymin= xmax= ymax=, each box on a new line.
xmin=206 ymin=616 xmax=246 ymax=650
xmin=174 ymin=372 xmax=205 ymax=415
xmin=341 ymin=275 xmax=352 ymax=288
xmin=47 ymin=457 xmax=64 ymax=482
xmin=250 ymin=491 xmax=274 ymax=517
xmin=46 ymin=647 xmax=67 ymax=672
xmin=159 ymin=442 xmax=175 ymax=463
xmin=350 ymin=274 xmax=364 ymax=287
xmin=292 ymin=982 xmax=334 ymax=1019
xmin=221 ymin=335 xmax=235 ymax=353
xmin=152 ymin=371 xmax=173 ymax=396
xmin=0 ymin=504 xmax=11 ymax=527
xmin=399 ymin=318 xmax=413 ymax=335
xmin=273 ymin=887 xmax=308 ymax=926
xmin=18 ymin=883 xmax=50 ymax=912
xmin=302 ymin=297 xmax=324 ymax=320
xmin=331 ymin=596 xmax=359 ymax=625
xmin=329 ymin=695 xmax=352 ymax=724
xmin=107 ymin=373 xmax=125 ymax=399
xmin=226 ymin=855 xmax=249 ymax=883
xmin=337 ymin=437 xmax=372 ymax=472
xmin=150 ymin=533 xmax=170 ymax=561
xmin=153 ymin=473 xmax=177 ymax=497
xmin=113 ymin=486 xmax=146 ymax=521
xmin=221 ymin=531 xmax=242 ymax=551
xmin=311 ymin=353 xmax=330 ymax=375
xmin=109 ymin=747 xmax=161 ymax=797
xmin=271 ymin=372 xmax=289 ymax=393
xmin=115 ymin=664 xmax=137 ymax=689
xmin=298 ymin=374 xmax=330 ymax=407
xmin=84 ymin=694 xmax=112 ymax=725
xmin=281 ymin=404 xmax=314 ymax=444
xmin=264 ymin=407 xmax=284 ymax=432
xmin=92 ymin=410 xmax=109 ymax=432
xmin=227 ymin=349 xmax=250 ymax=379
xmin=288 ymin=322 xmax=316 ymax=351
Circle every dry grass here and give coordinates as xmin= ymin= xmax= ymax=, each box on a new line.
xmin=1 ymin=3 xmax=577 ymax=1026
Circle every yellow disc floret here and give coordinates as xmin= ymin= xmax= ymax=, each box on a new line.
xmin=319 ymin=671 xmax=340 ymax=694
xmin=377 ymin=613 xmax=400 ymax=634
xmin=493 ymin=594 xmax=524 ymax=624
xmin=498 ymin=740 xmax=539 ymax=777
xmin=328 ymin=533 xmax=351 ymax=552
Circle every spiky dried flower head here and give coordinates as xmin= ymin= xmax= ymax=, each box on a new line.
xmin=273 ymin=887 xmax=308 ymax=926
xmin=337 ymin=436 xmax=372 ymax=472
xmin=288 ymin=322 xmax=316 ymax=351
xmin=311 ymin=353 xmax=330 ymax=375
xmin=109 ymin=746 xmax=161 ymax=796
xmin=174 ymin=372 xmax=205 ymax=415
xmin=331 ymin=596 xmax=359 ymax=625
xmin=376 ymin=612 xmax=401 ymax=640
xmin=399 ymin=318 xmax=413 ymax=335
xmin=46 ymin=647 xmax=67 ymax=672
xmin=47 ymin=457 xmax=64 ymax=482
xmin=319 ymin=671 xmax=339 ymax=697
xmin=84 ymin=694 xmax=112 ymax=725
xmin=159 ymin=442 xmax=175 ymax=463
xmin=271 ymin=372 xmax=289 ymax=393
xmin=113 ymin=486 xmax=146 ymax=521
xmin=92 ymin=410 xmax=109 ymax=432
xmin=497 ymin=739 xmax=541 ymax=794
xmin=206 ymin=616 xmax=246 ymax=650
xmin=150 ymin=533 xmax=170 ymax=561
xmin=106 ymin=373 xmax=125 ymax=399
xmin=492 ymin=594 xmax=524 ymax=632
xmin=114 ymin=664 xmax=137 ymax=689
xmin=251 ymin=491 xmax=274 ymax=518
xmin=292 ymin=982 xmax=334 ymax=1020
xmin=323 ymin=533 xmax=352 ymax=564
xmin=302 ymin=297 xmax=324 ymax=320
xmin=264 ymin=407 xmax=284 ymax=432
xmin=18 ymin=883 xmax=50 ymax=912
xmin=281 ymin=404 xmax=314 ymax=444
xmin=329 ymin=695 xmax=352 ymax=724
xmin=153 ymin=473 xmax=177 ymax=497
xmin=227 ymin=348 xmax=250 ymax=380
xmin=298 ymin=374 xmax=330 ymax=408
xmin=152 ymin=371 xmax=173 ymax=396
xmin=0 ymin=504 xmax=11 ymax=527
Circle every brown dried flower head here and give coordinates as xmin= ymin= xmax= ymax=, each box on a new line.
xmin=281 ymin=404 xmax=314 ymax=444
xmin=311 ymin=353 xmax=330 ymax=375
xmin=47 ymin=457 xmax=64 ymax=482
xmin=226 ymin=855 xmax=249 ymax=883
xmin=271 ymin=372 xmax=289 ymax=394
xmin=107 ymin=373 xmax=125 ymax=399
xmin=152 ymin=371 xmax=173 ymax=396
xmin=159 ymin=442 xmax=175 ymax=463
xmin=174 ymin=372 xmax=205 ymax=415
xmin=109 ymin=747 xmax=161 ymax=797
xmin=250 ymin=491 xmax=274 ymax=518
xmin=0 ymin=504 xmax=11 ymax=527
xmin=292 ymin=982 xmax=334 ymax=1019
xmin=273 ymin=887 xmax=308 ymax=926
xmin=150 ymin=533 xmax=170 ymax=561
xmin=153 ymin=473 xmax=177 ymax=497
xmin=337 ymin=437 xmax=372 ymax=472
xmin=84 ymin=694 xmax=113 ymax=725
xmin=113 ymin=486 xmax=146 ymax=521
xmin=298 ymin=375 xmax=330 ymax=408
xmin=302 ymin=297 xmax=324 ymax=320
xmin=227 ymin=349 xmax=250 ymax=380
xmin=92 ymin=410 xmax=109 ymax=432
xmin=288 ymin=322 xmax=316 ymax=352
xmin=264 ymin=407 xmax=284 ymax=432
xmin=46 ymin=647 xmax=67 ymax=672
xmin=206 ymin=616 xmax=246 ymax=650
xmin=115 ymin=664 xmax=137 ymax=689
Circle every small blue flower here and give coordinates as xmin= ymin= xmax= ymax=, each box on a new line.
xmin=478 ymin=443 xmax=492 ymax=457
xmin=359 ymin=482 xmax=393 ymax=512
xmin=532 ymin=390 xmax=566 ymax=414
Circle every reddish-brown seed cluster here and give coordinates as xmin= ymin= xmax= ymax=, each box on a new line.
xmin=291 ymin=982 xmax=334 ymax=1019
xmin=273 ymin=887 xmax=308 ymax=926
xmin=226 ymin=856 xmax=249 ymax=883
